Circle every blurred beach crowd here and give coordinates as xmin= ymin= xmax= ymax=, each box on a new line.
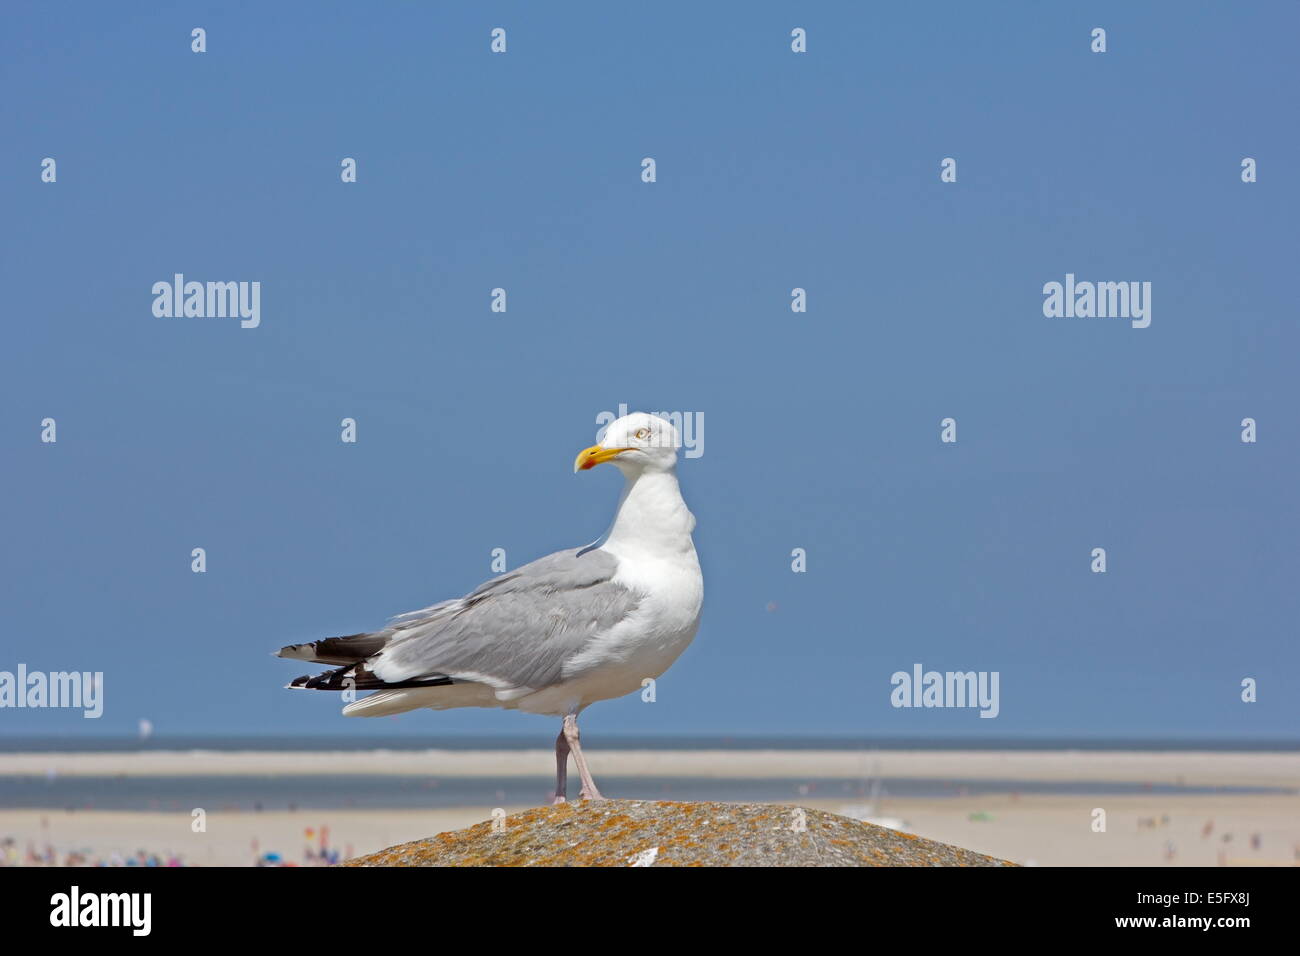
xmin=0 ymin=827 xmax=347 ymax=867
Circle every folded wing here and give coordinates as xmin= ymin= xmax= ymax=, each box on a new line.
xmin=279 ymin=547 xmax=637 ymax=702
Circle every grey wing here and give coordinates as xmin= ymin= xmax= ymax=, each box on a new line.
xmin=368 ymin=547 xmax=638 ymax=694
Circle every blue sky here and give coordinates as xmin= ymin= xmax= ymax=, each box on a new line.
xmin=2 ymin=1 xmax=1297 ymax=740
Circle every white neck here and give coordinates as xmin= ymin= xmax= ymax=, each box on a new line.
xmin=597 ymin=469 xmax=696 ymax=562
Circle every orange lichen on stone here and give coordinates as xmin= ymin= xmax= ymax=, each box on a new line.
xmin=341 ymin=800 xmax=1018 ymax=868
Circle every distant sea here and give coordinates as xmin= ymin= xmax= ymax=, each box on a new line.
xmin=3 ymin=735 xmax=1298 ymax=753
xmin=3 ymin=774 xmax=1289 ymax=812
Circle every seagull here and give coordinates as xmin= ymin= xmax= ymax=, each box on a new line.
xmin=277 ymin=412 xmax=703 ymax=802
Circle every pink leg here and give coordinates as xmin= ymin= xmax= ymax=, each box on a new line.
xmin=552 ymin=729 xmax=569 ymax=805
xmin=563 ymin=713 xmax=604 ymax=801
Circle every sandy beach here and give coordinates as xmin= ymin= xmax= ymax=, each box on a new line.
xmin=2 ymin=749 xmax=1296 ymax=867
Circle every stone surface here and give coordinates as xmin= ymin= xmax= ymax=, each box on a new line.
xmin=344 ymin=799 xmax=1017 ymax=867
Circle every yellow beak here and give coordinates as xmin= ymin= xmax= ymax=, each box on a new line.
xmin=574 ymin=445 xmax=631 ymax=472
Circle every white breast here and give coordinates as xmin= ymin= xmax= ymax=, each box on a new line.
xmin=515 ymin=549 xmax=702 ymax=716
xmin=517 ymin=464 xmax=703 ymax=716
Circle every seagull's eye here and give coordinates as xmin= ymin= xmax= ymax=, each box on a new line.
xmin=634 ymin=428 xmax=650 ymax=441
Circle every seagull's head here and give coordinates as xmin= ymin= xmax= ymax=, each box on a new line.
xmin=574 ymin=412 xmax=680 ymax=476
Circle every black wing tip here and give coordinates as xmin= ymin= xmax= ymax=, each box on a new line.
xmin=285 ymin=665 xmax=457 ymax=693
